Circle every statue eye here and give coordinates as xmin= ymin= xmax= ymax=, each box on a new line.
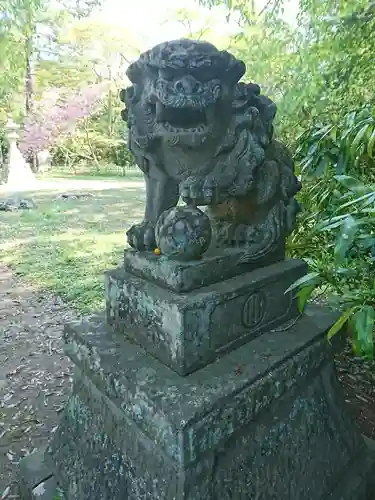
xmin=192 ymin=68 xmax=214 ymax=82
xmin=146 ymin=65 xmax=159 ymax=79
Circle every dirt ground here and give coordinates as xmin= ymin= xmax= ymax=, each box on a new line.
xmin=335 ymin=346 xmax=375 ymax=441
xmin=0 ymin=264 xmax=75 ymax=499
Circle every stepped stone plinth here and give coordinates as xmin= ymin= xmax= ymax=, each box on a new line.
xmin=19 ymin=38 xmax=375 ymax=500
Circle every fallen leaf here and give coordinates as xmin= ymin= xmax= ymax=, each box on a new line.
xmin=1 ymin=485 xmax=10 ymax=499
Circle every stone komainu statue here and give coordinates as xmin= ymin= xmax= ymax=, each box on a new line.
xmin=120 ymin=39 xmax=301 ymax=264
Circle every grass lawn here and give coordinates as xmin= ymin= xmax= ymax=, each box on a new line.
xmin=0 ymin=177 xmax=145 ymax=313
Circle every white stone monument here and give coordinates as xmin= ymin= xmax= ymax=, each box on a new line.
xmin=37 ymin=150 xmax=52 ymax=172
xmin=5 ymin=116 xmax=37 ymax=190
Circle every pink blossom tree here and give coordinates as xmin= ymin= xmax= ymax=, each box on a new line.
xmin=19 ymin=83 xmax=108 ymax=159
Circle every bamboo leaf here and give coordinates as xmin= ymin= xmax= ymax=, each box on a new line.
xmin=336 ymin=152 xmax=347 ymax=174
xmin=327 ymin=306 xmax=359 ymax=343
xmin=338 ymin=192 xmax=375 ymax=211
xmin=334 ymin=215 xmax=358 ymax=260
xmin=352 ymin=124 xmax=369 ymax=150
xmin=352 ymin=306 xmax=375 ymax=359
xmin=316 ymin=214 xmax=349 ymax=232
xmin=317 ymin=219 xmax=346 ymax=231
xmin=313 ymin=156 xmax=329 ymax=177
xmin=296 ymin=284 xmax=316 ymax=313
xmin=336 ymin=267 xmax=357 ymax=277
xmin=284 ymin=272 xmax=321 ymax=294
xmin=367 ymin=127 xmax=375 ymax=158
xmin=335 ymin=175 xmax=370 ymax=194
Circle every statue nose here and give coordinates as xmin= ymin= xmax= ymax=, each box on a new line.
xmin=174 ymin=76 xmax=201 ymax=94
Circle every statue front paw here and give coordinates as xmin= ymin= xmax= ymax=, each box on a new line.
xmin=126 ymin=221 xmax=156 ymax=251
xmin=180 ymin=176 xmax=225 ymax=206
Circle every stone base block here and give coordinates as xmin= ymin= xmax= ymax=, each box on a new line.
xmin=123 ymin=246 xmax=286 ymax=293
xmin=105 ymin=258 xmax=307 ymax=375
xmin=20 ymin=306 xmax=375 ymax=499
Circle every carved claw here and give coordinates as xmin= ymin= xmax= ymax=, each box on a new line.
xmin=126 ymin=221 xmax=156 ymax=251
xmin=180 ymin=176 xmax=224 ymax=206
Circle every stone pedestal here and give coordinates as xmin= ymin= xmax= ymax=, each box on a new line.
xmin=106 ymin=253 xmax=307 ymax=375
xmin=19 ymin=251 xmax=375 ymax=499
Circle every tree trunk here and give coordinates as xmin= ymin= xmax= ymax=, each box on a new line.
xmin=25 ymin=36 xmax=33 ymax=115
xmin=107 ymin=66 xmax=113 ymax=136
xmin=24 ymin=33 xmax=39 ymax=173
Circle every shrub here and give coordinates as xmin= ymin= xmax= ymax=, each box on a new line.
xmin=288 ymin=106 xmax=375 ymax=359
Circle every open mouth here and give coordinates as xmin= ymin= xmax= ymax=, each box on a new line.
xmin=151 ymin=102 xmax=207 ymax=130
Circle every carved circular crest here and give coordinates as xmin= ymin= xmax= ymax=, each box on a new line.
xmin=242 ymin=291 xmax=266 ymax=328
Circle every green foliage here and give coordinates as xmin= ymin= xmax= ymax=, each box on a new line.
xmin=200 ymin=0 xmax=375 ymax=145
xmin=50 ymin=91 xmax=134 ymax=173
xmin=52 ymin=131 xmax=134 ymax=173
xmin=289 ymin=110 xmax=375 ymax=359
xmin=295 ymin=107 xmax=375 ymax=179
xmin=0 ymin=0 xmax=139 ymax=174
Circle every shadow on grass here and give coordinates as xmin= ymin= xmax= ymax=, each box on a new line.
xmin=0 ymin=185 xmax=146 ymax=312
xmin=41 ymin=167 xmax=144 ymax=181
xmin=0 ymin=179 xmax=145 ymax=200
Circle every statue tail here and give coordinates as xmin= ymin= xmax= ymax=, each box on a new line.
xmin=236 ymin=201 xmax=284 ymax=265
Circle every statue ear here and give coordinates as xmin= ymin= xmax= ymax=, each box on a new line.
xmin=222 ymin=54 xmax=246 ymax=85
xmin=119 ymin=88 xmax=127 ymax=103
xmin=126 ymin=61 xmax=142 ymax=83
xmin=231 ymin=60 xmax=246 ymax=83
xmin=119 ymin=86 xmax=136 ymax=108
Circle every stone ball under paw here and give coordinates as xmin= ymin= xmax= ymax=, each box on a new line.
xmin=155 ymin=206 xmax=212 ymax=260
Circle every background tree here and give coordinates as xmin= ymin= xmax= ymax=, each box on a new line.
xmin=163 ymin=4 xmax=234 ymax=49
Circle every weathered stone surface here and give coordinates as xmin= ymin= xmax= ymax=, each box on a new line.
xmin=123 ymin=246 xmax=286 ymax=293
xmin=106 ymin=258 xmax=307 ymax=375
xmin=121 ymin=39 xmax=301 ymax=266
xmin=19 ymin=450 xmax=63 ymax=500
xmin=38 ymin=305 xmax=375 ymax=499
xmin=155 ymin=206 xmax=212 ymax=261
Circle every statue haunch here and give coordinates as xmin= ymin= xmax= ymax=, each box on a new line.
xmin=120 ymin=39 xmax=301 ymax=263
